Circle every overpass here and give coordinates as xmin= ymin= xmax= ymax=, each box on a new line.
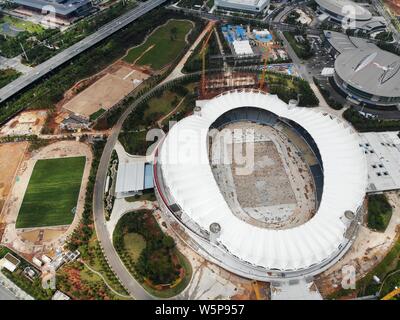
xmin=0 ymin=0 xmax=167 ymax=104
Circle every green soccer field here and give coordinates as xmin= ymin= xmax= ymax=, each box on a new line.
xmin=16 ymin=157 xmax=86 ymax=229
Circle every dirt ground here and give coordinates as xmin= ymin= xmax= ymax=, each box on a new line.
xmin=62 ymin=64 xmax=150 ymax=118
xmin=385 ymin=0 xmax=400 ymax=15
xmin=315 ymin=191 xmax=400 ymax=297
xmin=210 ymin=122 xmax=316 ymax=229
xmin=1 ymin=140 xmax=93 ymax=256
xmin=0 ymin=142 xmax=28 ymax=215
xmin=18 ymin=227 xmax=68 ymax=244
xmin=0 ymin=110 xmax=47 ymax=137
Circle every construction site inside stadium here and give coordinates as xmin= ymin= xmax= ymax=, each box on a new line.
xmin=153 ymin=89 xmax=368 ymax=282
xmin=209 ymin=118 xmax=317 ymax=230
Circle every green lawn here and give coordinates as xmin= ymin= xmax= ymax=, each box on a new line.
xmin=16 ymin=157 xmax=86 ymax=228
xmin=119 ymin=131 xmax=154 ymax=156
xmin=123 ymin=19 xmax=193 ymax=70
xmin=282 ymin=31 xmax=313 ymax=60
xmin=90 ymin=108 xmax=106 ymax=121
xmin=0 ymin=68 xmax=21 ymax=89
xmin=367 ymin=194 xmax=393 ymax=232
xmin=0 ymin=16 xmax=44 ymax=34
xmin=144 ymin=90 xmax=181 ymax=120
xmin=124 ymin=233 xmax=146 ymax=263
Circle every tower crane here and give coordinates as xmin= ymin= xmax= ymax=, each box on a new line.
xmin=255 ymin=39 xmax=280 ymax=91
xmin=199 ymin=21 xmax=216 ymax=97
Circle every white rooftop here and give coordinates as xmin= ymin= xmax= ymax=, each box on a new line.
xmin=360 ymin=132 xmax=400 ymax=193
xmin=321 ymin=67 xmax=335 ymax=76
xmin=115 ymin=162 xmax=145 ymax=194
xmin=232 ymin=40 xmax=254 ymax=56
xmin=159 ymin=90 xmax=368 ymax=271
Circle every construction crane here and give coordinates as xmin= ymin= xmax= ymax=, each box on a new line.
xmin=381 ymin=287 xmax=400 ymax=300
xmin=199 ymin=22 xmax=216 ymax=97
xmin=255 ymin=39 xmax=280 ymax=91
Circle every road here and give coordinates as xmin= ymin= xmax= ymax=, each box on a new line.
xmin=0 ymin=0 xmax=167 ymax=103
xmin=93 ymin=19 xmax=214 ymax=298
xmin=0 ymin=284 xmax=16 ymax=300
xmin=276 ymin=30 xmax=349 ymax=118
xmin=92 ymin=82 xmax=174 ymax=300
xmin=93 ymin=97 xmax=156 ymax=299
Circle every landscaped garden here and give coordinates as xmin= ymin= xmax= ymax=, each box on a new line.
xmin=343 ymin=108 xmax=400 ymax=132
xmin=119 ymin=80 xmax=199 ymax=155
xmin=367 ymin=194 xmax=393 ymax=232
xmin=0 ymin=68 xmax=21 ymax=89
xmin=113 ymin=210 xmax=192 ymax=298
xmin=282 ymin=31 xmax=313 ymax=60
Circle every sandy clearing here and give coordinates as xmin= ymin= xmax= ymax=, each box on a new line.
xmin=0 ymin=142 xmax=28 ymax=215
xmin=62 ymin=66 xmax=149 ymax=118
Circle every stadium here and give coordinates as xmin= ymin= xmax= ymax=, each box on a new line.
xmin=153 ymin=90 xmax=368 ymax=282
xmin=215 ymin=0 xmax=269 ymax=14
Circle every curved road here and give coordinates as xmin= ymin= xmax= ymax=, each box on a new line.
xmin=92 ymin=18 xmax=210 ymax=299
xmin=93 ymin=89 xmax=157 ymax=300
xmin=92 ymin=75 xmax=199 ymax=299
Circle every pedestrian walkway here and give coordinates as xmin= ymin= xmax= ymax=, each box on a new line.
xmin=0 ymin=55 xmax=33 ymax=74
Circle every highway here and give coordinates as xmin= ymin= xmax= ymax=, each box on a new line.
xmin=0 ymin=0 xmax=167 ymax=103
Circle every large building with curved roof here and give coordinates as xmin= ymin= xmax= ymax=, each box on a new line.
xmin=334 ymin=47 xmax=400 ymax=106
xmin=316 ymin=0 xmax=386 ymax=33
xmin=153 ymin=90 xmax=368 ymax=281
xmin=324 ymin=31 xmax=400 ymax=107
xmin=215 ymin=0 xmax=269 ymax=14
xmin=316 ymin=0 xmax=372 ymax=21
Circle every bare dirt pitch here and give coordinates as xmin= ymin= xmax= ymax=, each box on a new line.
xmin=0 ymin=142 xmax=28 ymax=215
xmin=62 ymin=64 xmax=149 ymax=118
xmin=210 ymin=122 xmax=316 ymax=230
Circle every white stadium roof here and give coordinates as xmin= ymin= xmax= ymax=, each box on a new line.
xmin=159 ymin=90 xmax=367 ymax=271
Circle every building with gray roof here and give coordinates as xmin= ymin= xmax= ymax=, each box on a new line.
xmin=215 ymin=0 xmax=269 ymax=14
xmin=10 ymin=0 xmax=93 ymax=19
xmin=316 ymin=0 xmax=386 ymax=34
xmin=324 ymin=31 xmax=400 ymax=107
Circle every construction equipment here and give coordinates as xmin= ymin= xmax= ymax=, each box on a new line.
xmin=381 ymin=287 xmax=400 ymax=300
xmin=255 ymin=39 xmax=280 ymax=91
xmin=199 ymin=22 xmax=216 ymax=97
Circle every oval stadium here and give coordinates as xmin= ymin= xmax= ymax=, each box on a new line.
xmin=153 ymin=90 xmax=368 ymax=282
